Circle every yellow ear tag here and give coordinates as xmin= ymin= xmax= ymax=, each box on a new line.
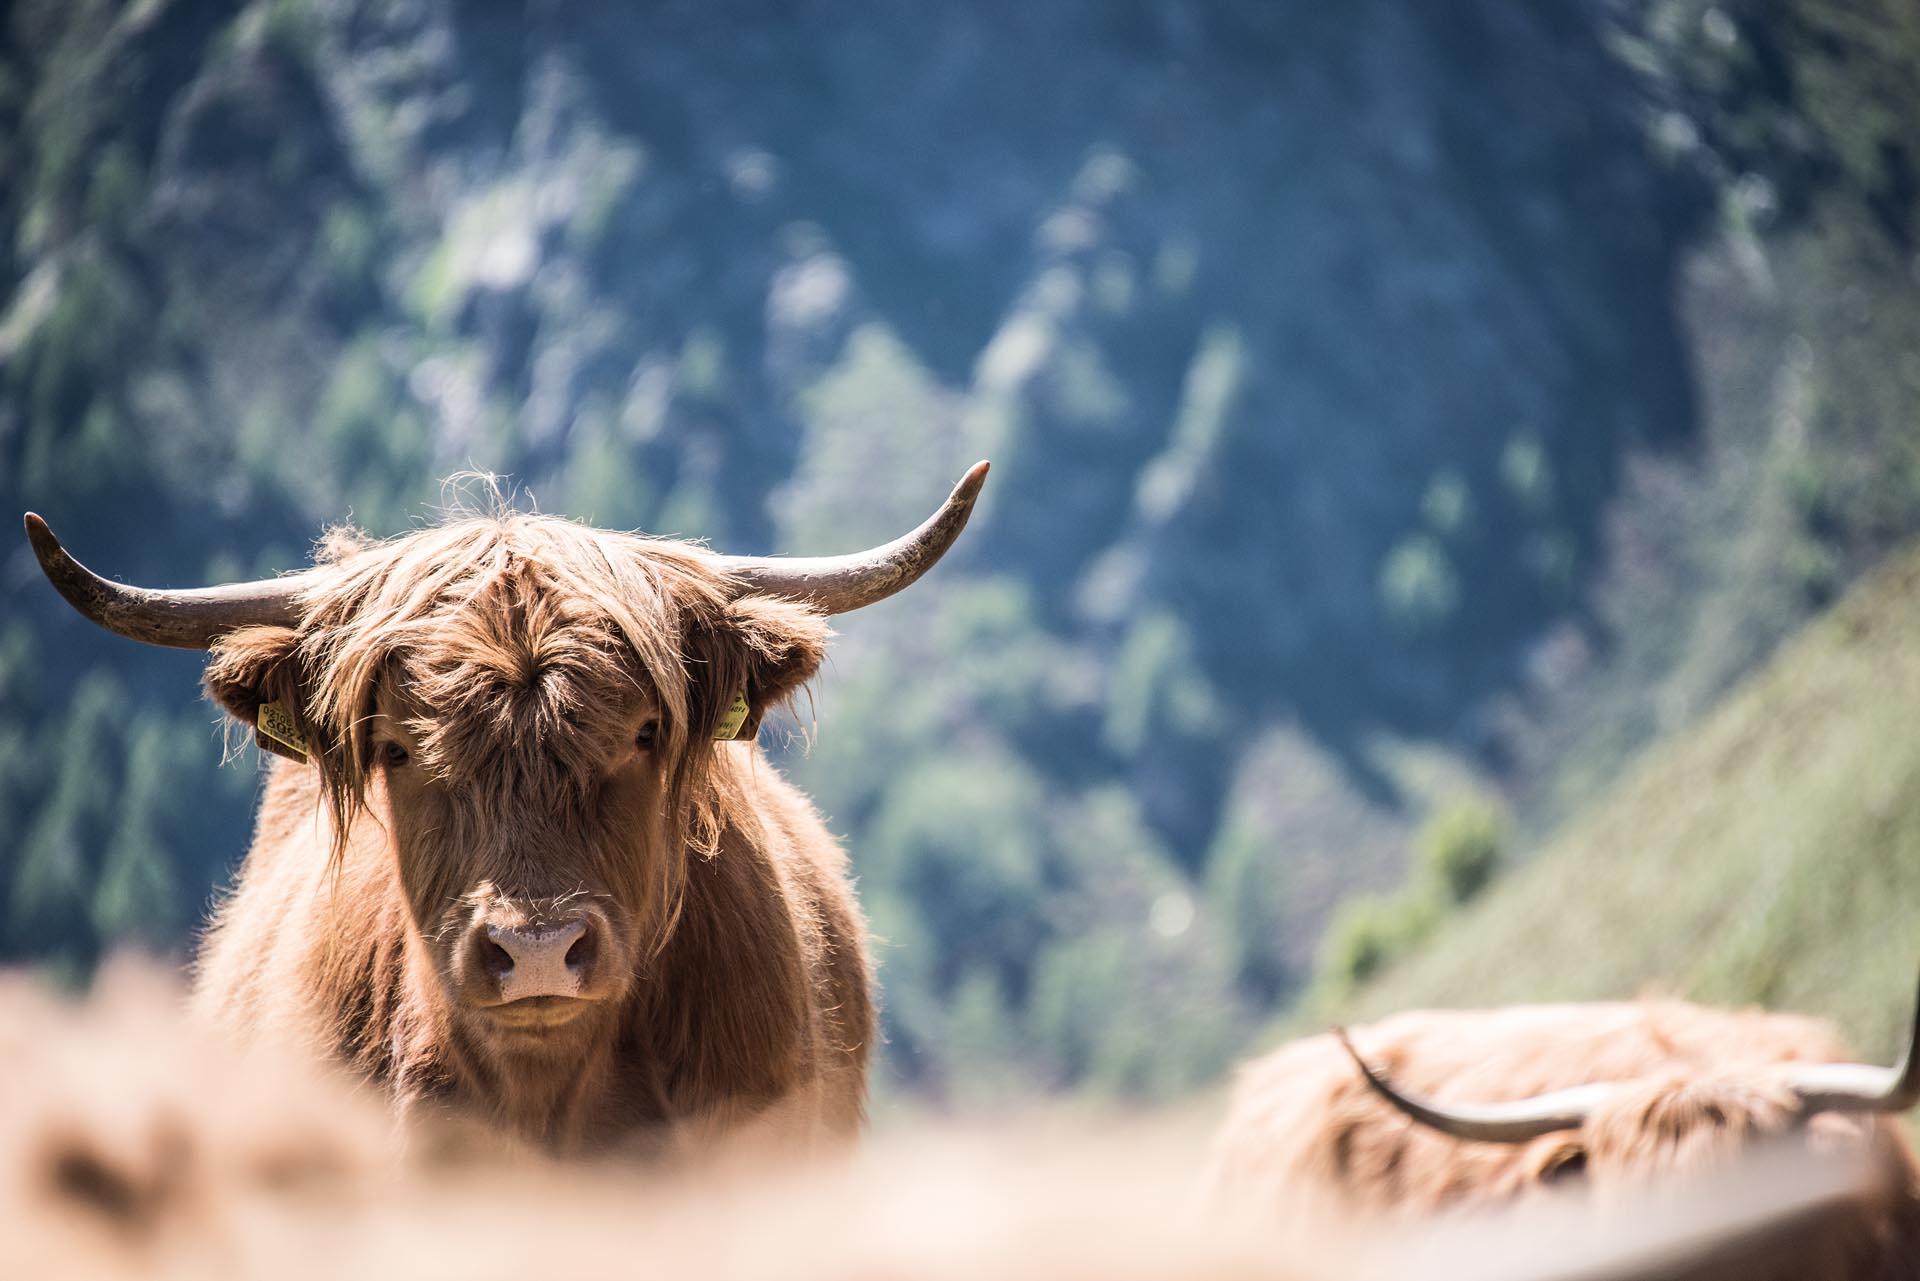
xmin=713 ymin=692 xmax=751 ymax=741
xmin=255 ymin=699 xmax=310 ymax=763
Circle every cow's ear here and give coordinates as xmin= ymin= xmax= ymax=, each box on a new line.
xmin=691 ymin=596 xmax=830 ymax=742
xmin=204 ymin=626 xmax=314 ymax=762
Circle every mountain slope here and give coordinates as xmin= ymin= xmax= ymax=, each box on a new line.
xmin=1320 ymin=542 xmax=1920 ymax=1062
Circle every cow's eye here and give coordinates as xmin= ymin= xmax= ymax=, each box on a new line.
xmin=378 ymin=741 xmax=410 ymax=769
xmin=634 ymin=720 xmax=659 ymax=752
xmin=1540 ymin=1145 xmax=1589 ymax=1183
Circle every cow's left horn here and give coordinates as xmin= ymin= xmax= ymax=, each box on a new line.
xmin=1780 ymin=966 xmax=1920 ymax=1116
xmin=716 ymin=461 xmax=989 ymax=615
xmin=1334 ymin=1026 xmax=1621 ymax=1143
xmin=24 ymin=513 xmax=310 ymax=649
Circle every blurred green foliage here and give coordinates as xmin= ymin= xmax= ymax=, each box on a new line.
xmin=1319 ymin=894 xmax=1442 ymax=994
xmin=1378 ymin=535 xmax=1462 ymax=638
xmin=1417 ymin=794 xmax=1508 ymax=907
xmin=1312 ymin=791 xmax=1508 ymax=997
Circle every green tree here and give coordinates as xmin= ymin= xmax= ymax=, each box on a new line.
xmin=1415 ymin=793 xmax=1508 ymax=906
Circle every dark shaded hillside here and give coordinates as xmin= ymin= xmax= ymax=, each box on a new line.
xmin=1 ymin=0 xmax=1916 ymax=1105
xmin=1487 ymin=0 xmax=1920 ymax=830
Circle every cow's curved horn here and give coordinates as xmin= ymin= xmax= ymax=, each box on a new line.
xmin=1334 ymin=1026 xmax=1621 ymax=1143
xmin=24 ymin=512 xmax=309 ymax=649
xmin=1780 ymin=966 xmax=1920 ymax=1116
xmin=716 ymin=461 xmax=989 ymax=615
xmin=1335 ymin=965 xmax=1920 ymax=1144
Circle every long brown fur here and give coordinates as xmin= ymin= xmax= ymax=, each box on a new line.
xmin=190 ymin=510 xmax=871 ymax=1156
xmin=1207 ymin=999 xmax=1920 ymax=1280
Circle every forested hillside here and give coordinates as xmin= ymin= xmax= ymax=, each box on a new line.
xmin=2 ymin=0 xmax=1917 ymax=1107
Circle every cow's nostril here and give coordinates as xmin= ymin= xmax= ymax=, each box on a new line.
xmin=481 ymin=939 xmax=514 ymax=979
xmin=565 ymin=929 xmax=596 ymax=975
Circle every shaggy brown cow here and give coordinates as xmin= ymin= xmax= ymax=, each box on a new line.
xmin=1207 ymin=981 xmax=1920 ymax=1280
xmin=24 ymin=464 xmax=989 ymax=1156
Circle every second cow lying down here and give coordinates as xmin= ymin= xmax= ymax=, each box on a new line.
xmin=1209 ymin=978 xmax=1920 ymax=1280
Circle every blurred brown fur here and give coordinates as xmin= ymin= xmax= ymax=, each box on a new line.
xmin=1209 ymin=999 xmax=1920 ymax=1279
xmin=0 ymin=960 xmax=1327 ymax=1280
xmin=4 ymin=959 xmax=1910 ymax=1281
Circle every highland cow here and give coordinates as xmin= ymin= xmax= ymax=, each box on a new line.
xmin=1208 ymin=980 xmax=1920 ymax=1280
xmin=23 ymin=464 xmax=989 ymax=1156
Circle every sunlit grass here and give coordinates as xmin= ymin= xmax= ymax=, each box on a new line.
xmin=1308 ymin=543 xmax=1920 ymax=1067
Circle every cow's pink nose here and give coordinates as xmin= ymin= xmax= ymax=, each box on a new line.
xmin=481 ymin=917 xmax=598 ymax=1003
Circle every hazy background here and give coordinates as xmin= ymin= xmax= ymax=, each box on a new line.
xmin=2 ymin=0 xmax=1917 ymax=1113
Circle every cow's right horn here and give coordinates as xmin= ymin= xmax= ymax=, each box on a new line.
xmin=1336 ymin=964 xmax=1920 ymax=1144
xmin=1779 ymin=966 xmax=1920 ymax=1116
xmin=1334 ymin=1026 xmax=1619 ymax=1143
xmin=24 ymin=513 xmax=310 ymax=649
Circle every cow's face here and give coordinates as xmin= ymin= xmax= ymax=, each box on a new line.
xmin=200 ymin=522 xmax=831 ymax=1051
xmin=364 ymin=649 xmax=666 ymax=1046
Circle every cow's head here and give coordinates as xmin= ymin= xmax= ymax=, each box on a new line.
xmin=25 ymin=464 xmax=987 ymax=1052
xmin=1334 ymin=970 xmax=1920 ymax=1191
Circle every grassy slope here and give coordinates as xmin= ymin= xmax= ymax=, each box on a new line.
xmin=1315 ymin=541 xmax=1920 ymax=1064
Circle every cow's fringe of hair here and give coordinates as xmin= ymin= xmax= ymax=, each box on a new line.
xmin=246 ymin=511 xmax=779 ymax=956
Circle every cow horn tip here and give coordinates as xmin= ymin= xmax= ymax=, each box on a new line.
xmin=955 ymin=460 xmax=990 ymax=504
xmin=23 ymin=512 xmax=61 ymax=564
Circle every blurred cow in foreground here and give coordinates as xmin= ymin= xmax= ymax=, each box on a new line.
xmin=23 ymin=463 xmax=989 ymax=1157
xmin=1209 ymin=979 xmax=1920 ymax=1280
xmin=0 ymin=961 xmax=1893 ymax=1281
xmin=0 ymin=960 xmax=1889 ymax=1281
